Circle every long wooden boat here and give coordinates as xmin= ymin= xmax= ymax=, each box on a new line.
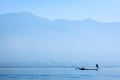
xmin=76 ymin=68 xmax=98 ymax=70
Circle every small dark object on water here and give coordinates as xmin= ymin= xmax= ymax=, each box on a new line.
xmin=75 ymin=64 xmax=99 ymax=71
xmin=96 ymin=64 xmax=99 ymax=69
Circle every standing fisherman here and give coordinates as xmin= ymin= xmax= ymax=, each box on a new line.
xmin=96 ymin=64 xmax=99 ymax=69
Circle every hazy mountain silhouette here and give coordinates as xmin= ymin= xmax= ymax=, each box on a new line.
xmin=0 ymin=12 xmax=120 ymax=66
xmin=1 ymin=12 xmax=120 ymax=33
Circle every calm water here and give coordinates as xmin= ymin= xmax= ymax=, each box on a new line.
xmin=0 ymin=66 xmax=120 ymax=80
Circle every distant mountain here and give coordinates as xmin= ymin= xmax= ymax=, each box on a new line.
xmin=0 ymin=12 xmax=120 ymax=66
xmin=0 ymin=12 xmax=120 ymax=30
xmin=1 ymin=12 xmax=120 ymax=39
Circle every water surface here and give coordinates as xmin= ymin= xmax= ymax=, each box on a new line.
xmin=0 ymin=66 xmax=120 ymax=80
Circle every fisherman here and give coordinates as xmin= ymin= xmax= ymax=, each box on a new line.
xmin=96 ymin=64 xmax=99 ymax=69
xmin=81 ymin=67 xmax=85 ymax=70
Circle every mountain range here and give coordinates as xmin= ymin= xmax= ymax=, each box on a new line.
xmin=0 ymin=12 xmax=120 ymax=66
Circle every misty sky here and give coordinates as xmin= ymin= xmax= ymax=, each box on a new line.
xmin=0 ymin=0 xmax=120 ymax=66
xmin=0 ymin=0 xmax=120 ymax=22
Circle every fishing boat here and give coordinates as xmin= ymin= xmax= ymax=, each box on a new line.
xmin=75 ymin=64 xmax=99 ymax=71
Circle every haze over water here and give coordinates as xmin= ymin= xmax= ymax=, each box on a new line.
xmin=0 ymin=0 xmax=120 ymax=80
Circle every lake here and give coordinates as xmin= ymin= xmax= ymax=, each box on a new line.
xmin=0 ymin=66 xmax=120 ymax=80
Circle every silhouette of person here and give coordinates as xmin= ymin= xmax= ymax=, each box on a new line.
xmin=81 ymin=67 xmax=85 ymax=70
xmin=96 ymin=64 xmax=99 ymax=68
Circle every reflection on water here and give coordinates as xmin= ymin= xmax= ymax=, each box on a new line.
xmin=0 ymin=66 xmax=120 ymax=80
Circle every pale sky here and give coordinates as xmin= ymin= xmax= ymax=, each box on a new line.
xmin=0 ymin=0 xmax=120 ymax=22
xmin=1 ymin=0 xmax=120 ymax=66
